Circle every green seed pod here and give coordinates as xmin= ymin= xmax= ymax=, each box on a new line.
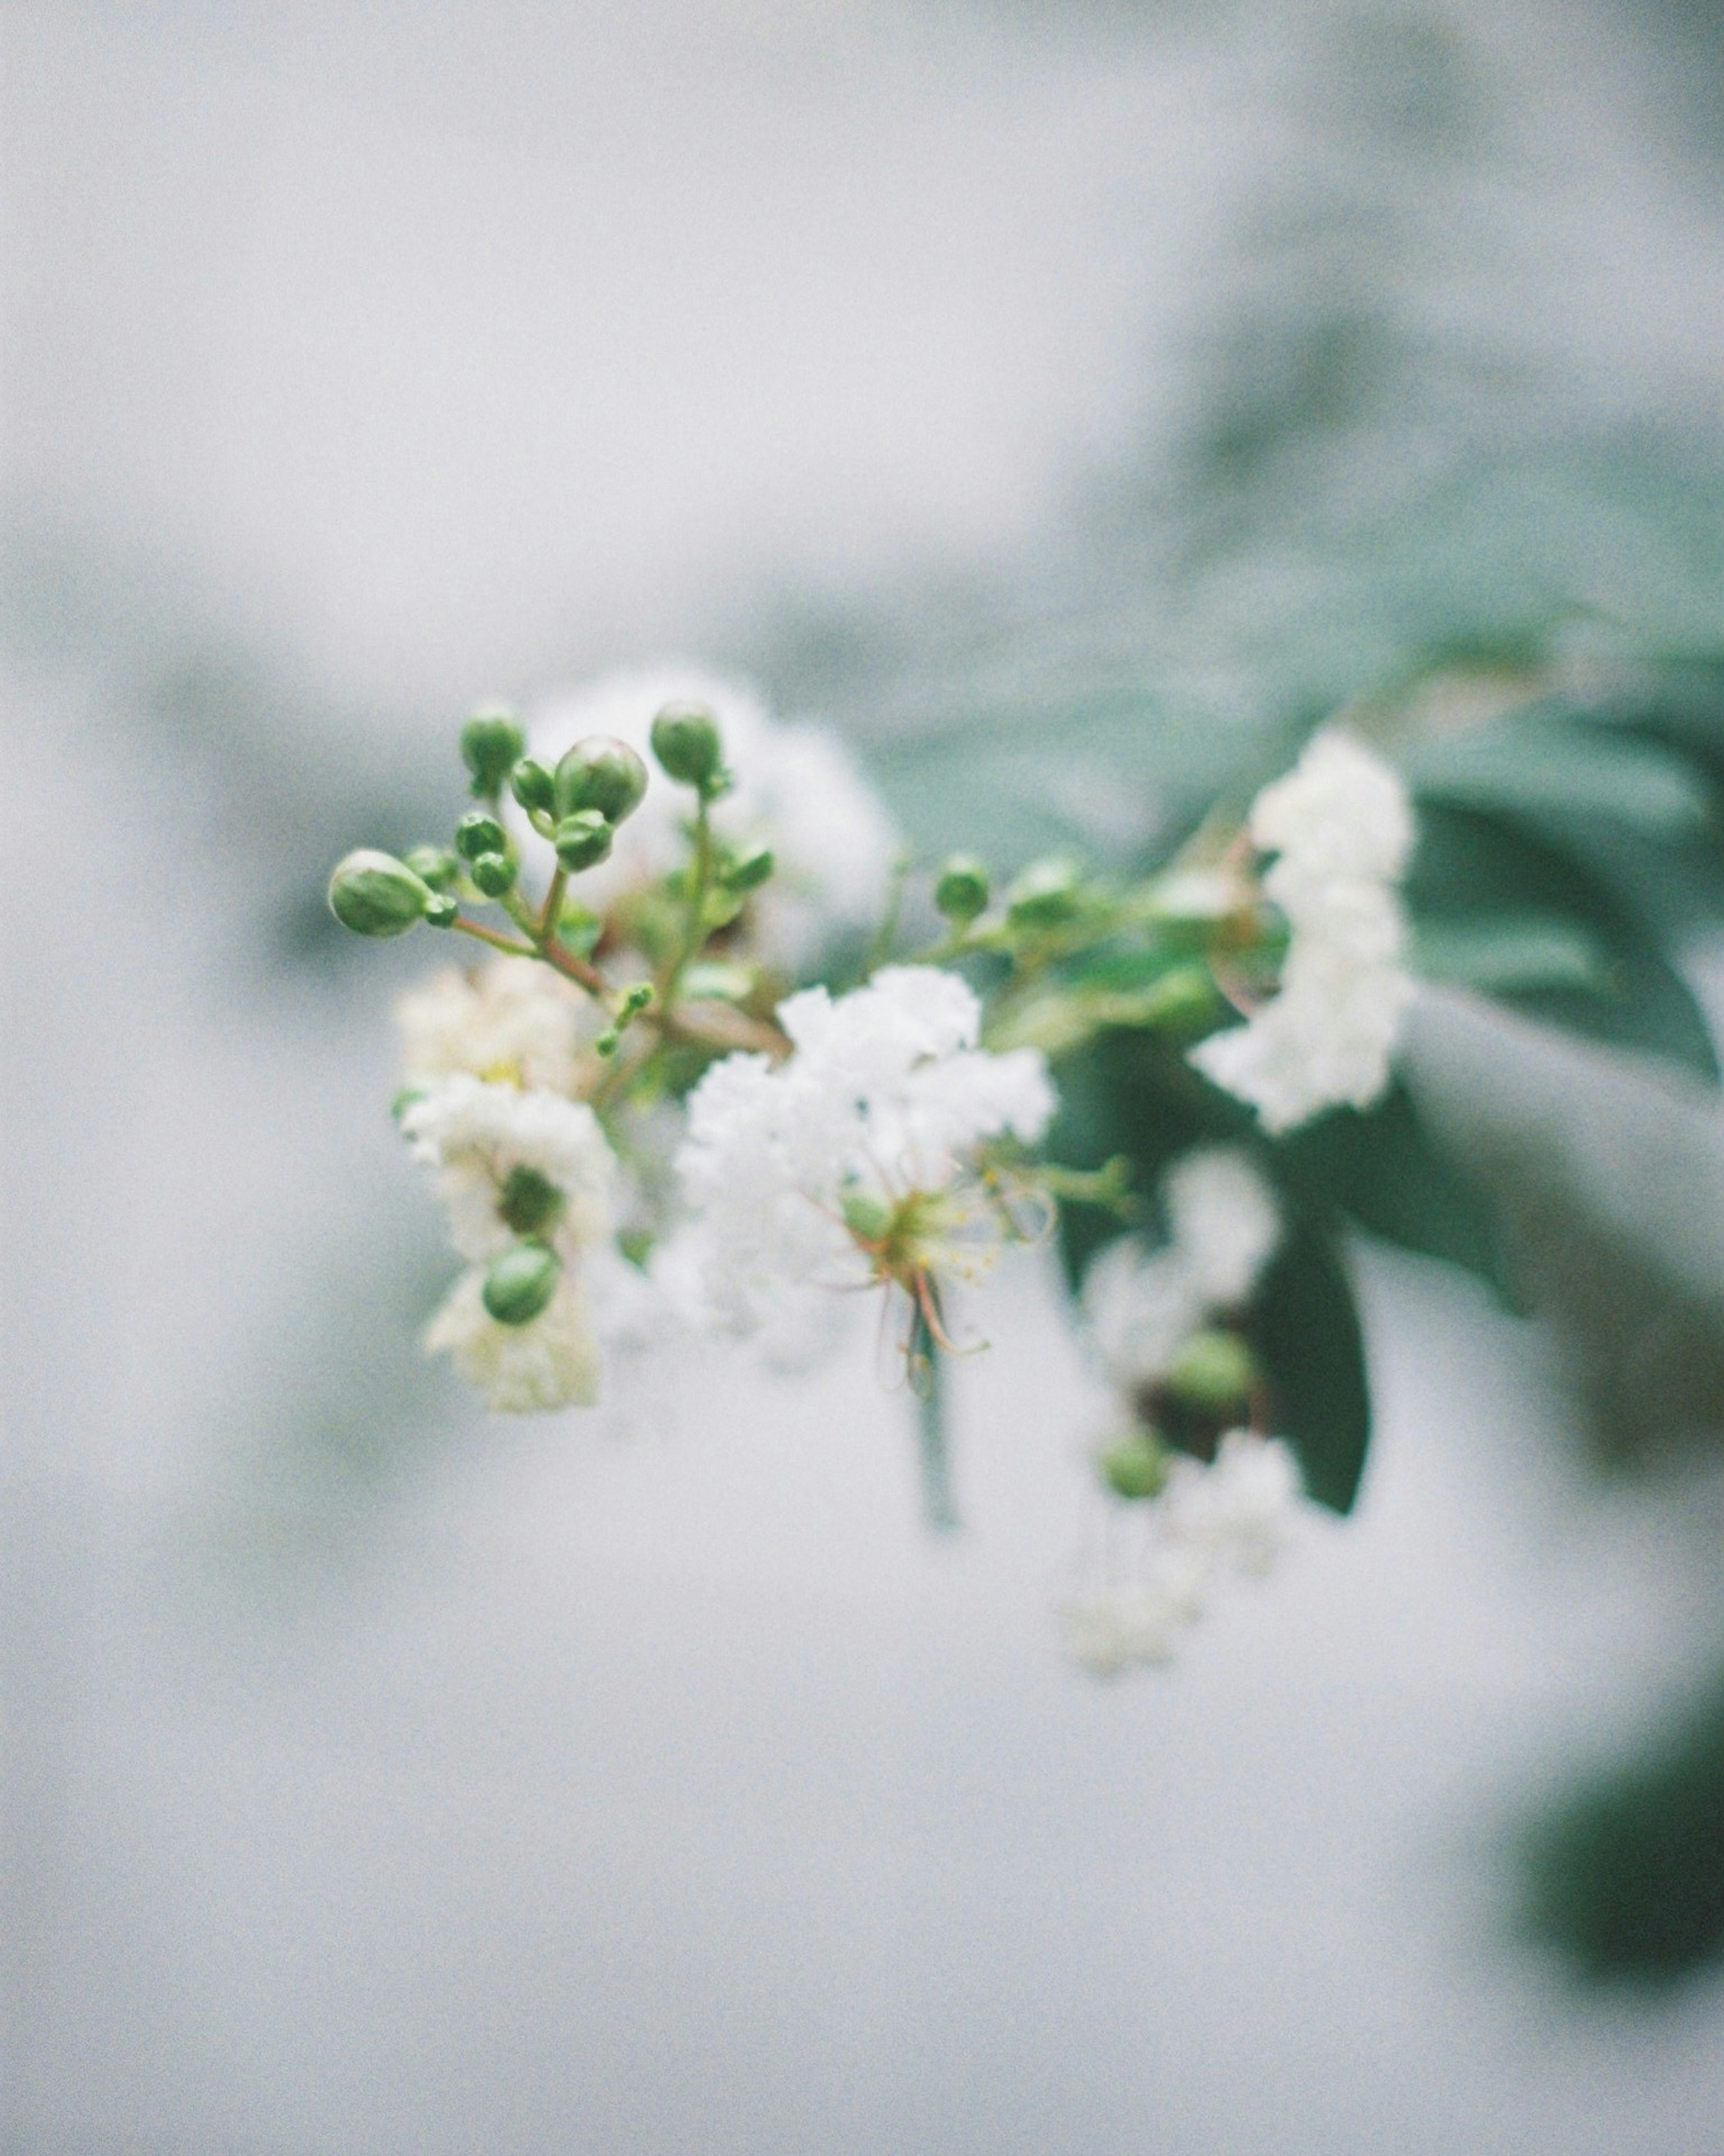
xmin=1006 ymin=857 xmax=1082 ymax=931
xmin=455 ymin=810 xmax=508 ymax=862
xmin=404 ymin=844 xmax=462 ymax=893
xmin=497 ymin=1164 xmax=566 ymax=1238
xmin=1165 ymin=1327 xmax=1259 ymax=1417
xmin=721 ymin=842 xmax=774 ymax=894
xmin=327 ymin=849 xmax=432 ymax=938
xmin=461 ymin=704 xmax=525 ymax=797
xmin=510 ymin=758 xmax=556 ymax=816
xmin=841 ymin=1186 xmax=894 ymax=1244
xmin=934 ymin=854 xmax=990 ymax=923
xmin=424 ymin=893 xmax=459 ymax=929
xmin=650 ymin=701 xmax=724 ymax=791
xmin=554 ymin=809 xmax=614 ymax=872
xmin=469 ymin=851 xmax=516 ymax=897
xmin=1099 ymin=1434 xmax=1170 ymax=1503
xmin=481 ymin=1241 xmax=562 ymax=1326
xmin=554 ymin=735 xmax=650 ymax=826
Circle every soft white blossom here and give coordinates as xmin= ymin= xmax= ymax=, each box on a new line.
xmin=1058 ymin=1582 xmax=1184 ymax=1675
xmin=1190 ymin=730 xmax=1416 ymax=1134
xmin=531 ymin=663 xmax=898 ymax=974
xmin=396 ymin=957 xmax=592 ymax=1093
xmin=1165 ymin=1433 xmax=1302 ymax=1578
xmin=398 ymin=1076 xmax=616 ymax=1411
xmin=676 ymin=966 xmax=1056 ymax=1335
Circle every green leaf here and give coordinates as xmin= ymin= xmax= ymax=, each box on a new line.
xmin=1407 ymin=709 xmax=1715 ymax=837
xmin=1410 ymin=914 xmax=1610 ymax=996
xmin=1249 ymin=1218 xmax=1372 ymax=1515
xmin=1277 ymin=1084 xmax=1511 ymax=1299
xmin=1407 ymin=802 xmax=1719 ymax=1081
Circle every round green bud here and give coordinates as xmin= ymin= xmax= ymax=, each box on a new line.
xmin=934 ymin=854 xmax=990 ymax=923
xmin=460 ymin=705 xmax=525 ymax=797
xmin=510 ymin=758 xmax=556 ymax=816
xmin=554 ymin=735 xmax=650 ymax=826
xmin=721 ymin=842 xmax=774 ymax=894
xmin=1165 ymin=1327 xmax=1259 ymax=1417
xmin=404 ymin=844 xmax=462 ymax=893
xmin=424 ymin=893 xmax=459 ymax=928
xmin=481 ymin=1241 xmax=561 ymax=1327
xmin=454 ymin=810 xmax=508 ymax=862
xmin=497 ymin=1164 xmax=566 ymax=1239
xmin=650 ymin=701 xmax=724 ymax=791
xmin=1099 ymin=1434 xmax=1170 ymax=1503
xmin=1006 ymin=857 xmax=1082 ymax=930
xmin=469 ymin=851 xmax=516 ymax=897
xmin=841 ymin=1186 xmax=894 ymax=1244
xmin=327 ymin=849 xmax=432 ymax=938
xmin=554 ymin=809 xmax=614 ymax=872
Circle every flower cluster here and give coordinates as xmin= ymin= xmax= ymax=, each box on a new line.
xmin=1189 ymin=730 xmax=1416 ymax=1134
xmin=1062 ymin=1148 xmax=1303 ymax=1675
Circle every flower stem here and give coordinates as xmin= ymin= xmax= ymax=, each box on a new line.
xmin=909 ymin=1299 xmax=958 ymax=1534
xmin=451 ymin=916 xmax=539 ymax=959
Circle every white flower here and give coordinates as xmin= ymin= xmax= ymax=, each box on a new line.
xmin=1190 ymin=730 xmax=1416 ymax=1134
xmin=676 ymin=965 xmax=1056 ymax=1336
xmin=1166 ymin=1433 xmax=1302 ymax=1578
xmin=397 ymin=1076 xmax=612 ymax=1262
xmin=396 ymin=957 xmax=593 ymax=1093
xmin=398 ymin=1076 xmax=616 ymax=1412
xmin=531 ymin=663 xmax=898 ymax=974
xmin=1058 ymin=1582 xmax=1184 ymax=1675
xmin=423 ymin=1267 xmax=601 ymax=1413
xmin=1082 ymin=1146 xmax=1280 ymax=1387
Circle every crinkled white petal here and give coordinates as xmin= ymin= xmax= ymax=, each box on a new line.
xmin=529 ymin=662 xmax=898 ymax=974
xmin=1162 ymin=1146 xmax=1282 ymax=1307
xmin=399 ymin=1076 xmax=614 ymax=1261
xmin=424 ymin=1268 xmax=601 ymax=1413
xmin=1082 ymin=1238 xmax=1205 ymax=1387
xmin=1249 ymin=728 xmax=1414 ymax=886
xmin=396 ymin=957 xmax=592 ymax=1093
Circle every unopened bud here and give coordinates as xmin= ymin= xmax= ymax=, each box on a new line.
xmin=934 ymin=854 xmax=990 ymax=923
xmin=461 ymin=705 xmax=525 ymax=797
xmin=1165 ymin=1327 xmax=1258 ymax=1417
xmin=404 ymin=844 xmax=462 ymax=892
xmin=424 ymin=893 xmax=459 ymax=929
xmin=455 ymin=810 xmax=508 ymax=862
xmin=327 ymin=850 xmax=431 ymax=938
xmin=497 ymin=1164 xmax=566 ymax=1238
xmin=721 ymin=842 xmax=774 ymax=894
xmin=510 ymin=758 xmax=556 ymax=816
xmin=1006 ymin=857 xmax=1082 ymax=930
xmin=481 ymin=1241 xmax=561 ymax=1326
xmin=650 ymin=701 xmax=724 ymax=792
xmin=554 ymin=810 xmax=613 ymax=872
xmin=1099 ymin=1434 xmax=1170 ymax=1502
xmin=554 ymin=736 xmax=649 ymax=826
xmin=470 ymin=851 xmax=516 ymax=897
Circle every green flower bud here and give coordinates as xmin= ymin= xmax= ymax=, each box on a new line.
xmin=404 ymin=844 xmax=462 ymax=893
xmin=481 ymin=1241 xmax=561 ymax=1326
xmin=1099 ymin=1434 xmax=1170 ymax=1502
xmin=1165 ymin=1327 xmax=1259 ymax=1417
xmin=721 ymin=842 xmax=774 ymax=894
xmin=461 ymin=704 xmax=525 ymax=797
xmin=1006 ymin=857 xmax=1082 ymax=930
xmin=510 ymin=758 xmax=556 ymax=816
xmin=650 ymin=701 xmax=724 ymax=791
xmin=934 ymin=854 xmax=990 ymax=923
xmin=554 ymin=736 xmax=650 ymax=826
xmin=469 ymin=851 xmax=516 ymax=897
xmin=327 ymin=849 xmax=432 ymax=937
xmin=455 ymin=810 xmax=508 ymax=862
xmin=497 ymin=1164 xmax=566 ymax=1238
xmin=554 ymin=809 xmax=614 ymax=872
xmin=424 ymin=893 xmax=459 ymax=928
xmin=841 ymin=1186 xmax=894 ymax=1244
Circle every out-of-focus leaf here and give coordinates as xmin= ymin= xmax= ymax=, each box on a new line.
xmin=1250 ymin=1218 xmax=1372 ymax=1514
xmin=1411 ymin=914 xmax=1610 ymax=996
xmin=1407 ymin=709 xmax=1716 ymax=836
xmin=1407 ymin=802 xmax=1719 ymax=1080
xmin=1278 ymin=1085 xmax=1510 ymax=1299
